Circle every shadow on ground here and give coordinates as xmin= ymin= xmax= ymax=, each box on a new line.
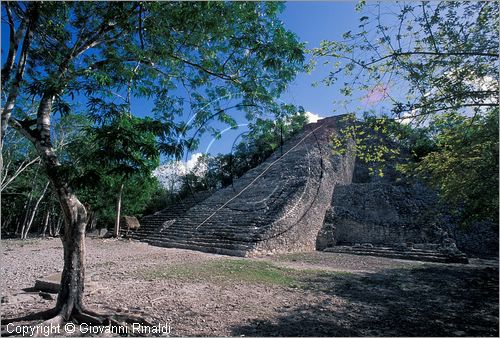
xmin=232 ymin=264 xmax=499 ymax=337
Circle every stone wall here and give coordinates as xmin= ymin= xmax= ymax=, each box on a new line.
xmin=136 ymin=115 xmax=356 ymax=256
xmin=317 ymin=154 xmax=498 ymax=259
xmin=250 ymin=116 xmax=356 ymax=255
xmin=317 ymin=181 xmax=447 ymax=250
xmin=444 ymin=221 xmax=499 ymax=257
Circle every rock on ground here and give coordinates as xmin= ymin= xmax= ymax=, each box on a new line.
xmin=1 ymin=238 xmax=498 ymax=337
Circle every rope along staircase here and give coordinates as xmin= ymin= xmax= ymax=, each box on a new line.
xmin=126 ymin=116 xmax=355 ymax=257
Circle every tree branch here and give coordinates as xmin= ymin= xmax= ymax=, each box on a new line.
xmin=138 ymin=3 xmax=145 ymax=50
xmin=1 ymin=155 xmax=41 ymax=192
xmin=8 ymin=118 xmax=36 ymax=143
xmin=421 ymin=2 xmax=439 ymax=53
xmin=1 ymin=3 xmax=40 ymax=146
xmin=165 ymin=52 xmax=242 ymax=84
xmin=364 ymin=50 xmax=499 ymax=66
xmin=395 ymin=103 xmax=498 ymax=119
xmin=82 ymin=53 xmax=241 ymax=85
xmin=1 ymin=2 xmax=28 ymax=87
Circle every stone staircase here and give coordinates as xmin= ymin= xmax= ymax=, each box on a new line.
xmin=121 ymin=190 xmax=213 ymax=240
xmin=316 ymin=164 xmax=470 ymax=263
xmin=324 ymin=245 xmax=469 ymax=263
xmin=127 ymin=116 xmax=356 ymax=256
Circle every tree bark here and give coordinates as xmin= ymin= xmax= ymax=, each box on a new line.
xmin=2 ymin=215 xmax=12 ymax=233
xmin=20 ymin=193 xmax=34 ymax=239
xmin=54 ymin=189 xmax=87 ymax=319
xmin=52 ymin=214 xmax=63 ymax=237
xmin=41 ymin=209 xmax=50 ymax=237
xmin=2 ymin=3 xmax=29 ymax=87
xmin=29 ymin=93 xmax=88 ymax=319
xmin=14 ymin=216 xmax=22 ymax=235
xmin=113 ymin=182 xmax=124 ymax=237
xmin=1 ymin=3 xmax=39 ymax=147
xmin=22 ymin=180 xmax=50 ymax=240
xmin=88 ymin=211 xmax=97 ymax=233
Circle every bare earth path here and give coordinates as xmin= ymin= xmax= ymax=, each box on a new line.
xmin=1 ymin=238 xmax=498 ymax=336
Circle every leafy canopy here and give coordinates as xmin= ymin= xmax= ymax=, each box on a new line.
xmin=315 ymin=1 xmax=498 ymax=225
xmin=314 ymin=1 xmax=498 ymax=122
xmin=2 ymin=1 xmax=306 ymax=231
xmin=4 ymin=1 xmax=305 ymax=157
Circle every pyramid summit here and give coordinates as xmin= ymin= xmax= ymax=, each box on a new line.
xmin=126 ymin=115 xmax=468 ymax=263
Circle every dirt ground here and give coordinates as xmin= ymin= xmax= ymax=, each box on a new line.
xmin=1 ymin=238 xmax=498 ymax=336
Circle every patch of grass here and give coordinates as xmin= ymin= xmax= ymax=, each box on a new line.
xmin=275 ymin=252 xmax=325 ymax=264
xmin=138 ymin=259 xmax=351 ymax=288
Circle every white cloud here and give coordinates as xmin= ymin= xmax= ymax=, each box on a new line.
xmin=153 ymin=152 xmax=206 ymax=191
xmin=305 ymin=111 xmax=323 ymax=123
xmin=185 ymin=152 xmax=204 ymax=172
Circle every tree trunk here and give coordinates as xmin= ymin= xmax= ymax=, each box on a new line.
xmin=87 ymin=211 xmax=97 ymax=233
xmin=55 ymin=189 xmax=87 ymax=319
xmin=29 ymin=93 xmax=88 ymax=319
xmin=48 ymin=215 xmax=54 ymax=237
xmin=113 ymin=182 xmax=124 ymax=238
xmin=0 ymin=3 xmax=39 ymax=147
xmin=3 ymin=215 xmax=12 ymax=233
xmin=41 ymin=209 xmax=50 ymax=237
xmin=54 ymin=214 xmax=63 ymax=237
xmin=19 ymin=169 xmax=39 ymax=237
xmin=20 ymin=195 xmax=33 ymax=239
xmin=14 ymin=216 xmax=22 ymax=235
xmin=22 ymin=180 xmax=49 ymax=239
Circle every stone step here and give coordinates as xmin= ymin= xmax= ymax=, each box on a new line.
xmin=141 ymin=217 xmax=264 ymax=226
xmin=125 ymin=226 xmax=257 ymax=242
xmin=124 ymin=220 xmax=278 ymax=244
xmin=324 ymin=246 xmax=468 ymax=264
xmin=156 ymin=222 xmax=265 ymax=232
xmin=143 ymin=231 xmax=261 ymax=243
xmin=133 ymin=223 xmax=269 ymax=235
xmin=143 ymin=233 xmax=260 ymax=243
xmin=123 ymin=117 xmax=351 ymax=257
xmin=166 ymin=224 xmax=256 ymax=231
xmin=335 ymin=245 xmax=443 ymax=255
xmin=145 ymin=232 xmax=260 ymax=245
xmin=140 ymin=215 xmax=184 ymax=223
xmin=145 ymin=235 xmax=254 ymax=249
xmin=140 ymin=192 xmax=214 ymax=220
xmin=145 ymin=239 xmax=249 ymax=257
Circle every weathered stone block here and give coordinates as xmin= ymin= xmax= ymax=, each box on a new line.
xmin=34 ymin=273 xmax=98 ymax=294
xmin=121 ymin=216 xmax=140 ymax=230
xmin=131 ymin=116 xmax=356 ymax=256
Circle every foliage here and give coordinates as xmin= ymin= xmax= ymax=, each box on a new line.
xmin=1 ymin=129 xmax=39 ymax=192
xmin=4 ymin=1 xmax=305 ymax=144
xmin=0 ymin=117 xmax=77 ymax=236
xmin=399 ymin=109 xmax=499 ymax=225
xmin=315 ymin=1 xmax=499 ymax=225
xmin=314 ymin=1 xmax=498 ymax=122
xmin=60 ymin=114 xmax=163 ymax=229
xmin=1 ymin=113 xmax=165 ymax=233
xmin=176 ymin=111 xmax=309 ymax=194
xmin=1 ymin=2 xmax=306 ymax=234
xmin=331 ymin=112 xmax=400 ymax=177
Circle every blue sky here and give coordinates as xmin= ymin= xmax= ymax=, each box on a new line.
xmin=1 ymin=2 xmax=367 ymax=160
xmin=279 ymin=2 xmax=362 ymax=117
xmin=192 ymin=2 xmax=365 ymax=158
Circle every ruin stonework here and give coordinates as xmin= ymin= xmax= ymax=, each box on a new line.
xmin=129 ymin=116 xmax=355 ymax=256
xmin=317 ymin=182 xmax=446 ymax=249
xmin=129 ymin=115 xmax=472 ymax=262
